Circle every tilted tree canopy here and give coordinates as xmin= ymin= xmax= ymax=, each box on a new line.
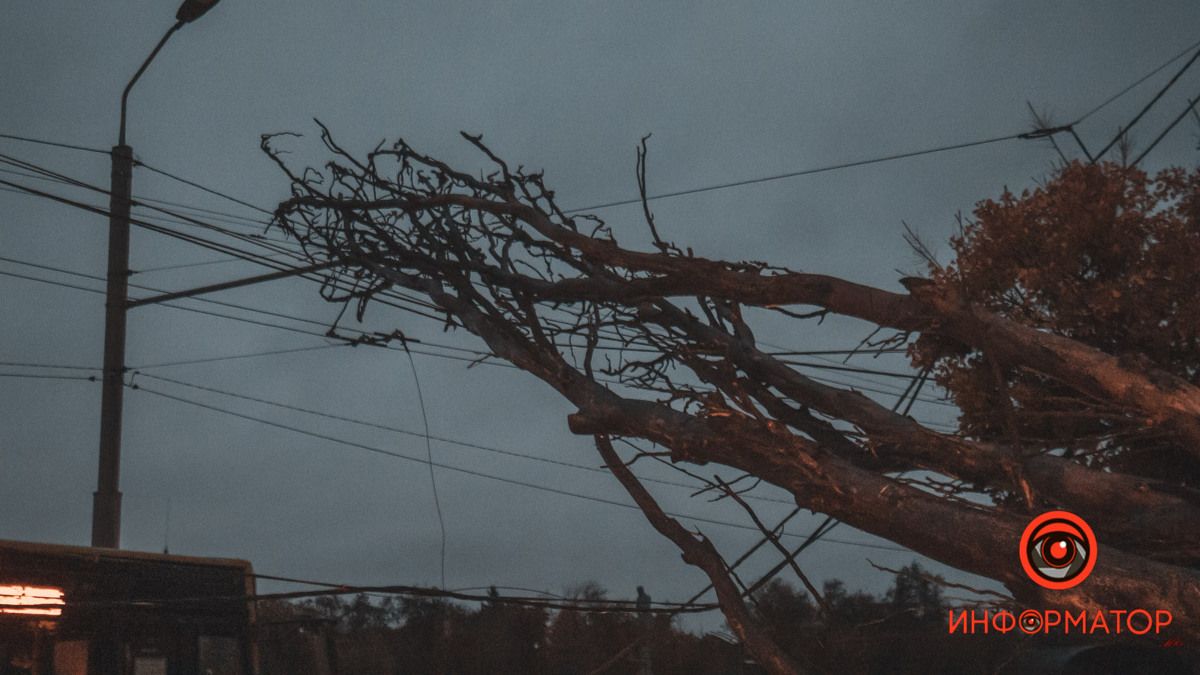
xmin=264 ymin=126 xmax=1200 ymax=671
xmin=913 ymin=161 xmax=1200 ymax=490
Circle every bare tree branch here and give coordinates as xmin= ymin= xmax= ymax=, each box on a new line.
xmin=593 ymin=436 xmax=800 ymax=675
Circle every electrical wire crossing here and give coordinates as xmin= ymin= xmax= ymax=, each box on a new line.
xmin=1 ymin=250 xmax=957 ymax=426
xmin=131 ymin=371 xmax=793 ymax=504
xmin=129 ymin=381 xmax=908 ymax=553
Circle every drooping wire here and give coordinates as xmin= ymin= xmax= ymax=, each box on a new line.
xmin=401 ymin=341 xmax=448 ymax=589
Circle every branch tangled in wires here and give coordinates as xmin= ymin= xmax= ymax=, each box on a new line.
xmin=264 ymin=122 xmax=808 ymax=421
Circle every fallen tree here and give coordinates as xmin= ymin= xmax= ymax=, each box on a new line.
xmin=265 ymin=127 xmax=1200 ymax=672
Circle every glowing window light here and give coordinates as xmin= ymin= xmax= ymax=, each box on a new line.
xmin=0 ymin=585 xmax=64 ymax=617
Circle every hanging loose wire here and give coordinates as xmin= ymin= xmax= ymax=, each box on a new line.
xmin=402 ymin=342 xmax=447 ymax=590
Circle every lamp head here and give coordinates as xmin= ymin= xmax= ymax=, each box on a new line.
xmin=176 ymin=0 xmax=221 ymax=23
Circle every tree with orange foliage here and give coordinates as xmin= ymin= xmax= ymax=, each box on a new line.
xmin=915 ymin=161 xmax=1200 ymax=492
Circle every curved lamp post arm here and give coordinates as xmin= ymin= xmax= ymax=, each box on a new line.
xmin=118 ymin=0 xmax=222 ymax=145
xmin=118 ymin=21 xmax=183 ymax=146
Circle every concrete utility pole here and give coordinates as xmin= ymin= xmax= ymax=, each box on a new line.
xmin=92 ymin=0 xmax=223 ymax=549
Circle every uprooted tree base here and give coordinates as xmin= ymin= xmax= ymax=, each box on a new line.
xmin=264 ymin=126 xmax=1200 ymax=672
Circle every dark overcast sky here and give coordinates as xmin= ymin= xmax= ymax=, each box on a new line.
xmin=2 ymin=1 xmax=1199 ymax=633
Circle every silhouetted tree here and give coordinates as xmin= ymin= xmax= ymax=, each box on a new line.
xmin=884 ymin=563 xmax=944 ymax=623
xmin=460 ymin=586 xmax=547 ymax=674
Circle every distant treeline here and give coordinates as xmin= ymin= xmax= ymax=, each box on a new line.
xmin=252 ymin=563 xmax=1143 ymax=674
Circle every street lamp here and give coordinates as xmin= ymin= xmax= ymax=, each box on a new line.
xmin=93 ymin=0 xmax=222 ymax=549
xmin=176 ymin=0 xmax=222 ymax=24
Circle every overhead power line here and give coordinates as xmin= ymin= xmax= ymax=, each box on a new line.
xmin=677 ymin=367 xmax=934 ymax=612
xmin=0 ymin=157 xmax=955 ymax=364
xmin=0 ymin=177 xmax=296 ymax=268
xmin=1 ymin=250 xmax=956 ymax=423
xmin=0 ymin=157 xmax=305 ymax=265
xmin=132 ymin=344 xmax=347 ymax=370
xmin=131 ymin=340 xmax=955 ymax=425
xmin=0 ymin=161 xmax=278 ymax=240
xmin=0 ymin=132 xmax=109 ymax=156
xmin=563 ymin=38 xmax=1200 ymax=215
xmin=0 ymin=372 xmax=97 ymax=382
xmin=134 ymin=371 xmax=794 ymax=504
xmin=1092 ymin=42 xmax=1200 ymax=163
xmin=0 ymin=159 xmax=460 ymax=320
xmin=0 ymin=268 xmax=106 ymax=296
xmin=0 ymin=261 xmax=549 ymax=375
xmin=250 ymin=571 xmax=671 ymax=610
xmin=131 ymin=343 xmax=906 ymax=371
xmin=2 ymin=152 xmax=954 ymax=412
xmin=0 ymin=243 xmax=939 ymax=387
xmin=1 ymin=257 xmax=955 ymax=425
xmin=2 ymin=162 xmax=906 ymax=365
xmin=0 ymin=176 xmax=451 ymax=324
xmin=1072 ymin=36 xmax=1200 ymax=124
xmin=0 ymin=360 xmax=98 ymax=371
xmin=134 ymin=252 xmax=296 ymax=275
xmin=130 ymin=382 xmax=907 ymax=553
xmin=0 ymin=152 xmax=1154 ymax=408
xmin=59 ymin=574 xmax=720 ymax=615
xmin=0 ymin=255 xmax=328 ymax=329
xmin=1131 ymin=93 xmax=1200 ymax=166
xmin=564 ymin=132 xmax=1029 ymax=213
xmin=134 ymin=158 xmax=275 ymax=216
xmin=778 ymin=359 xmax=919 ymax=380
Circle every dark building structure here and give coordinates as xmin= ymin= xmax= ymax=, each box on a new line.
xmin=0 ymin=540 xmax=256 ymax=675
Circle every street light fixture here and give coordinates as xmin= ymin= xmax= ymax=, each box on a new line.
xmin=93 ymin=0 xmax=222 ymax=550
xmin=177 ymin=0 xmax=222 ymax=23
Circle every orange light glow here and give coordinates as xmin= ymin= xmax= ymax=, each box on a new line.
xmin=0 ymin=585 xmax=64 ymax=617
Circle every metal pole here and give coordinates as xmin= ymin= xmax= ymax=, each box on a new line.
xmin=92 ymin=143 xmax=133 ymax=548
xmin=92 ymin=19 xmax=183 ymax=549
